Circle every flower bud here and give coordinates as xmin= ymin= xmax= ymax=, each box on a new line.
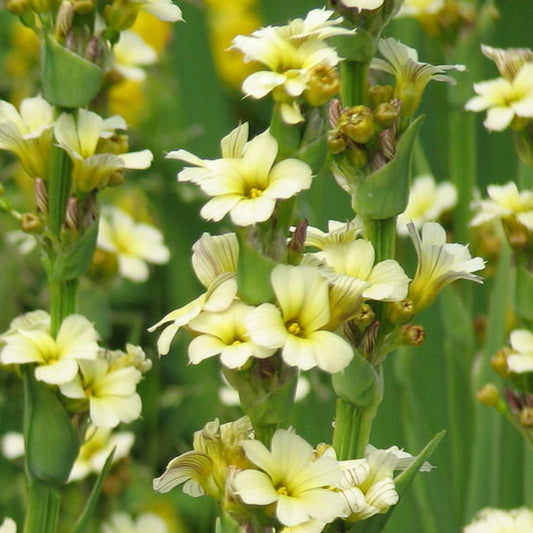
xmin=386 ymin=299 xmax=414 ymax=326
xmin=476 ymin=383 xmax=500 ymax=407
xmin=339 ymin=105 xmax=375 ymax=144
xmin=103 ymin=0 xmax=138 ymax=31
xmin=327 ymin=129 xmax=347 ymax=154
xmin=346 ymin=144 xmax=368 ymax=168
xmin=374 ymin=102 xmax=400 ymax=128
xmin=107 ymin=170 xmax=126 ymax=188
xmin=96 ymin=133 xmax=129 ymax=155
xmin=520 ymin=406 xmax=533 ymax=427
xmin=353 ymin=303 xmax=375 ymax=330
xmin=402 ymin=324 xmax=425 ymax=346
xmin=21 ymin=213 xmax=43 ymax=233
xmin=368 ymin=85 xmax=394 ymax=107
xmin=30 ymin=0 xmax=61 ymax=12
xmin=72 ymin=0 xmax=93 ymax=14
xmin=6 ymin=0 xmax=31 ymax=15
xmin=304 ymin=65 xmax=340 ymax=107
xmin=491 ymin=348 xmax=510 ymax=378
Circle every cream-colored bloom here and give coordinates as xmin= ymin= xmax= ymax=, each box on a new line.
xmin=5 ymin=231 xmax=37 ymax=255
xmin=149 ymin=232 xmax=238 ymax=355
xmin=465 ymin=62 xmax=533 ymax=131
xmin=305 ymin=239 xmax=409 ymax=302
xmin=506 ymin=329 xmax=533 ymax=373
xmin=0 ymin=518 xmax=16 ymax=533
xmin=234 ymin=429 xmax=345 ymax=527
xmin=0 ymin=95 xmax=54 ymax=179
xmin=107 ymin=343 xmax=153 ymax=374
xmin=408 ymin=222 xmax=485 ymax=312
xmin=397 ymin=174 xmax=457 ymax=235
xmin=112 ymin=30 xmax=158 ymax=81
xmin=98 ymin=206 xmax=170 ymax=282
xmin=0 ymin=313 xmax=99 ymax=385
xmin=1 ymin=432 xmax=24 ymax=460
xmin=133 ymin=0 xmax=183 ymax=22
xmin=397 ymin=0 xmax=444 ymax=17
xmin=372 ymin=38 xmax=465 ymax=116
xmin=280 ymin=521 xmax=326 ymax=533
xmin=305 ymin=219 xmax=363 ymax=249
xmin=481 ymin=45 xmax=533 ymax=81
xmin=463 ymin=507 xmax=533 ymax=533
xmin=340 ymin=0 xmax=385 ymax=8
xmin=102 ymin=512 xmax=168 ymax=533
xmin=188 ymin=301 xmax=275 ymax=368
xmin=59 ymin=348 xmax=143 ymax=428
xmin=153 ymin=417 xmax=253 ymax=498
xmin=233 ymin=10 xmax=350 ymax=123
xmin=54 ymin=109 xmax=153 ymax=192
xmin=69 ymin=425 xmax=134 ymax=482
xmin=246 ymin=264 xmax=354 ymax=373
xmin=470 ymin=182 xmax=533 ymax=230
xmin=171 ymin=124 xmax=313 ymax=225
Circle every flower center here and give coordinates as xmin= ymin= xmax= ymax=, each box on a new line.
xmin=276 ymin=485 xmax=289 ymax=496
xmin=247 ymin=187 xmax=263 ymax=199
xmin=287 ymin=321 xmax=302 ymax=336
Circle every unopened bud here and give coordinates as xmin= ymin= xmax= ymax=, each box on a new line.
xmin=6 ymin=0 xmax=31 ymax=15
xmin=103 ymin=0 xmax=137 ymax=31
xmin=304 ymin=65 xmax=339 ymax=107
xmin=520 ymin=406 xmax=533 ymax=427
xmin=491 ymin=348 xmax=510 ymax=378
xmin=402 ymin=324 xmax=425 ymax=346
xmin=346 ymin=144 xmax=368 ymax=168
xmin=107 ymin=170 xmax=125 ymax=188
xmin=21 ymin=213 xmax=43 ymax=233
xmin=339 ymin=106 xmax=375 ymax=144
xmin=72 ymin=0 xmax=93 ymax=14
xmin=287 ymin=219 xmax=307 ymax=266
xmin=327 ymin=130 xmax=346 ymax=154
xmin=64 ymin=197 xmax=79 ymax=232
xmin=353 ymin=303 xmax=375 ymax=330
xmin=476 ymin=383 xmax=500 ymax=407
xmin=30 ymin=0 xmax=60 ymax=12
xmin=374 ymin=102 xmax=400 ymax=128
xmin=368 ymin=85 xmax=394 ymax=107
xmin=35 ymin=178 xmax=48 ymax=215
xmin=55 ymin=1 xmax=75 ymax=38
xmin=96 ymin=133 xmax=129 ymax=155
xmin=387 ymin=299 xmax=414 ymax=325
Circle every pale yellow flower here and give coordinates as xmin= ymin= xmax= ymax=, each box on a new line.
xmin=397 ymin=0 xmax=444 ymax=17
xmin=340 ymin=0 xmax=385 ymax=8
xmin=304 ymin=219 xmax=363 ymax=249
xmin=102 ymin=512 xmax=168 ymax=533
xmin=0 ymin=95 xmax=54 ymax=179
xmin=408 ymin=222 xmax=485 ymax=312
xmin=188 ymin=301 xmax=275 ymax=368
xmin=1 ymin=432 xmax=24 ymax=460
xmin=97 ymin=206 xmax=170 ymax=282
xmin=0 ymin=313 xmax=99 ymax=385
xmin=470 ymin=182 xmax=533 ymax=230
xmin=112 ymin=30 xmax=158 ymax=81
xmin=506 ymin=329 xmax=533 ymax=374
xmin=465 ymin=62 xmax=533 ymax=131
xmin=149 ymin=232 xmax=238 ymax=355
xmin=170 ymin=124 xmax=313 ymax=225
xmin=59 ymin=348 xmax=143 ymax=428
xmin=69 ymin=425 xmax=134 ymax=482
xmin=234 ymin=429 xmax=345 ymax=527
xmin=0 ymin=518 xmax=16 ymax=533
xmin=153 ymin=417 xmax=253 ymax=499
xmin=463 ymin=507 xmax=533 ymax=533
xmin=397 ymin=174 xmax=457 ymax=235
xmin=134 ymin=0 xmax=182 ymax=22
xmin=54 ymin=109 xmax=153 ymax=192
xmin=246 ymin=264 xmax=354 ymax=373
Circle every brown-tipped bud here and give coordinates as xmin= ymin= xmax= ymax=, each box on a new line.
xmin=304 ymin=65 xmax=340 ymax=107
xmin=6 ymin=0 xmax=31 ymax=15
xmin=103 ymin=0 xmax=137 ymax=31
xmin=491 ymin=348 xmax=510 ymax=378
xmin=35 ymin=178 xmax=48 ymax=216
xmin=368 ymin=85 xmax=394 ymax=107
xmin=287 ymin=219 xmax=307 ymax=266
xmin=374 ymin=102 xmax=400 ymax=128
xmin=402 ymin=324 xmax=425 ymax=346
xmin=379 ymin=129 xmax=396 ymax=162
xmin=64 ymin=197 xmax=79 ymax=232
xmin=476 ymin=383 xmax=500 ymax=407
xmin=387 ymin=299 xmax=414 ymax=326
xmin=327 ymin=130 xmax=346 ymax=154
xmin=353 ymin=303 xmax=375 ymax=330
xmin=339 ymin=106 xmax=375 ymax=144
xmin=520 ymin=406 xmax=533 ymax=427
xmin=346 ymin=144 xmax=368 ymax=168
xmin=21 ymin=213 xmax=43 ymax=234
xmin=328 ymin=99 xmax=343 ymax=128
xmin=361 ymin=321 xmax=380 ymax=356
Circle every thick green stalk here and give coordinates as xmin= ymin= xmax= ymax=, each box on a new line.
xmin=340 ymin=60 xmax=369 ymax=107
xmin=49 ymin=278 xmax=78 ymax=337
xmin=362 ymin=217 xmax=396 ymax=263
xmin=23 ymin=481 xmax=61 ymax=533
xmin=47 ymin=143 xmax=72 ymax=238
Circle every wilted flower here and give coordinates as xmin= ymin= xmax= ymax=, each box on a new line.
xmin=407 ymin=222 xmax=485 ymax=312
xmin=69 ymin=425 xmax=135 ymax=482
xmin=59 ymin=347 xmax=144 ymax=428
xmin=0 ymin=95 xmax=54 ymax=179
xmin=149 ymin=232 xmax=239 ymax=355
xmin=0 ymin=312 xmax=99 ymax=385
xmin=97 ymin=206 xmax=170 ymax=282
xmin=397 ymin=174 xmax=457 ymax=235
xmin=54 ymin=109 xmax=153 ymax=192
xmin=170 ymin=124 xmax=313 ymax=225
xmin=234 ymin=429 xmax=345 ymax=527
xmin=506 ymin=329 xmax=533 ymax=374
xmin=233 ymin=9 xmax=351 ymax=123
xmin=102 ymin=512 xmax=168 ymax=533
xmin=246 ymin=264 xmax=354 ymax=373
xmin=153 ymin=416 xmax=253 ymax=499
xmin=465 ymin=62 xmax=533 ymax=131
xmin=463 ymin=507 xmax=533 ymax=533
xmin=371 ymin=37 xmax=465 ymax=116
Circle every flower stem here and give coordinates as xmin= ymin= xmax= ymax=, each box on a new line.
xmin=49 ymin=278 xmax=78 ymax=337
xmin=340 ymin=60 xmax=369 ymax=107
xmin=362 ymin=217 xmax=396 ymax=263
xmin=47 ymin=142 xmax=72 ymax=238
xmin=23 ymin=481 xmax=61 ymax=533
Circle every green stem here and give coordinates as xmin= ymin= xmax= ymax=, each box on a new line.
xmin=23 ymin=481 xmax=61 ymax=533
xmin=49 ymin=278 xmax=78 ymax=337
xmin=47 ymin=143 xmax=72 ymax=238
xmin=340 ymin=60 xmax=369 ymax=107
xmin=269 ymin=103 xmax=301 ymax=159
xmin=362 ymin=217 xmax=396 ymax=263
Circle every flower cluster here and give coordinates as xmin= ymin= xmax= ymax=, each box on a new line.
xmin=463 ymin=507 xmax=533 ymax=533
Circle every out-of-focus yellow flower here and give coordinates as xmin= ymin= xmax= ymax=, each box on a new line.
xmin=131 ymin=11 xmax=172 ymax=55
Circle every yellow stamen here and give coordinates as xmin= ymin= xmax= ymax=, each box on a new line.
xmin=287 ymin=321 xmax=302 ymax=336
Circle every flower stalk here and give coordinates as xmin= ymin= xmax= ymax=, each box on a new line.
xmin=23 ymin=481 xmax=61 ymax=533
